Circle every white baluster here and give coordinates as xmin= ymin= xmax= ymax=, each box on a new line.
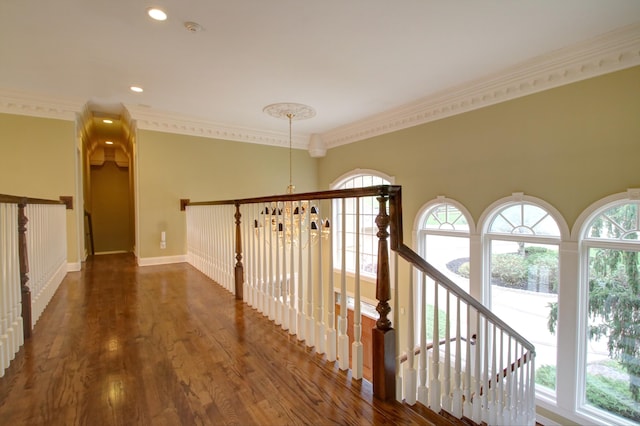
xmin=288 ymin=202 xmax=296 ymax=335
xmin=528 ymin=352 xmax=536 ymax=426
xmin=404 ymin=265 xmax=416 ymax=405
xmin=472 ymin=311 xmax=482 ymax=423
xmin=352 ymin=201 xmax=362 ymax=379
xmin=463 ymin=303 xmax=473 ymax=418
xmin=503 ymin=335 xmax=512 ymax=425
xmin=497 ymin=328 xmax=504 ymax=425
xmin=296 ymin=201 xmax=305 ymax=341
xmin=518 ymin=344 xmax=525 ymax=424
xmin=0 ymin=204 xmax=11 ymax=375
xmin=394 ymin=252 xmax=402 ymax=402
xmin=452 ymin=297 xmax=463 ymax=418
xmin=512 ymin=341 xmax=520 ymax=424
xmin=262 ymin=204 xmax=269 ymax=316
xmin=482 ymin=317 xmax=489 ymax=423
xmin=274 ymin=202 xmax=282 ymax=326
xmin=269 ymin=204 xmax=278 ymax=320
xmin=429 ymin=282 xmax=441 ymax=413
xmin=325 ymin=202 xmax=336 ymax=362
xmin=442 ymin=290 xmax=452 ymax=412
xmin=417 ymin=273 xmax=428 ymax=405
xmin=337 ymin=199 xmax=348 ymax=369
xmin=305 ymin=200 xmax=315 ymax=348
xmin=314 ymin=203 xmax=325 ymax=354
xmin=489 ymin=323 xmax=498 ymax=425
xmin=252 ymin=204 xmax=260 ymax=308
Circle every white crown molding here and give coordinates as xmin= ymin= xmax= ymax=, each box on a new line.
xmin=322 ymin=22 xmax=640 ymax=149
xmin=0 ymin=89 xmax=83 ymax=121
xmin=126 ymin=104 xmax=310 ymax=150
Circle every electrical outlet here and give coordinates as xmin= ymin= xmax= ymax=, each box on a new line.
xmin=160 ymin=241 xmax=166 ymax=249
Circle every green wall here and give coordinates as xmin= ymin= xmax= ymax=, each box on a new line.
xmin=316 ymin=66 xmax=640 ymax=426
xmin=0 ymin=113 xmax=80 ymax=264
xmin=90 ymin=161 xmax=132 ymax=253
xmin=318 ymin=66 xmax=640 ymax=240
xmin=136 ymin=130 xmax=318 ymax=259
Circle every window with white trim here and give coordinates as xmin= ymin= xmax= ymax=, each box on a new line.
xmin=418 ymin=200 xmax=471 ymax=293
xmin=578 ymin=200 xmax=640 ymax=424
xmin=331 ymin=171 xmax=392 ymax=278
xmin=484 ymin=200 xmax=561 ymax=394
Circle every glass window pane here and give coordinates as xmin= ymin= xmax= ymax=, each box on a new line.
xmin=425 ymin=234 xmax=470 ymax=293
xmin=587 ymin=203 xmax=640 ymax=241
xmin=523 ymin=204 xmax=548 ymax=228
xmin=584 ymin=247 xmax=640 ymax=422
xmin=490 ymin=240 xmax=559 ymax=391
xmin=333 ymin=174 xmax=390 ymax=276
xmin=501 ymin=205 xmax=523 ymax=227
xmin=490 ymin=215 xmax=514 ymax=233
xmin=535 ymin=215 xmax=561 ymax=236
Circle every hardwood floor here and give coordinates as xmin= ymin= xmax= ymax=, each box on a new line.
xmin=0 ymin=253 xmax=435 ymax=425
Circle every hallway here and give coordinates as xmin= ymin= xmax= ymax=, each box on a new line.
xmin=0 ymin=254 xmax=430 ymax=425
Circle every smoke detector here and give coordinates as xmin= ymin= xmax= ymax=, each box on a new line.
xmin=184 ymin=21 xmax=203 ymax=33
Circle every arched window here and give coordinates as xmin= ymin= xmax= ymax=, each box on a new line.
xmin=330 ymin=170 xmax=393 ymax=278
xmin=576 ymin=194 xmax=640 ymax=424
xmin=416 ymin=198 xmax=472 ymax=293
xmin=481 ymin=195 xmax=564 ymax=396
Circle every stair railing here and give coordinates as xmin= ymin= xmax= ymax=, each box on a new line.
xmin=183 ymin=185 xmax=535 ymax=425
xmin=387 ymin=186 xmax=536 ymax=426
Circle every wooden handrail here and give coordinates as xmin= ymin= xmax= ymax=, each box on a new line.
xmin=0 ymin=194 xmax=65 ymax=205
xmin=184 ymin=186 xmax=394 ymax=207
xmin=399 ymin=336 xmax=471 ymax=364
xmin=386 ymin=186 xmax=535 ymax=354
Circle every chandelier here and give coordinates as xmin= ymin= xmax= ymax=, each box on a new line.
xmin=257 ymin=103 xmax=330 ymax=245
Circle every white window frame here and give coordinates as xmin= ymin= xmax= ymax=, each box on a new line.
xmin=479 ymin=192 xmax=568 ymax=403
xmin=572 ymin=189 xmax=640 ymax=426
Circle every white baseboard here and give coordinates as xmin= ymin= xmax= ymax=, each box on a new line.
xmin=138 ymin=255 xmax=188 ymax=266
xmin=67 ymin=261 xmax=81 ymax=272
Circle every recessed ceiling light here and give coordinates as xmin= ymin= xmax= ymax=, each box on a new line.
xmin=103 ymin=119 xmax=113 ymax=124
xmin=105 ymin=141 xmax=114 ymax=145
xmin=130 ymin=86 xmax=144 ymax=93
xmin=147 ymin=7 xmax=167 ymax=21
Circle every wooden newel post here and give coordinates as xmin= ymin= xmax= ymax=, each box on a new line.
xmin=372 ymin=193 xmax=396 ymax=400
xmin=234 ymin=203 xmax=244 ymax=300
xmin=18 ymin=201 xmax=32 ymax=339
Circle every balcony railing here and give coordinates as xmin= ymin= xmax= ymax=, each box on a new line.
xmin=183 ymin=185 xmax=536 ymax=425
xmin=0 ymin=194 xmax=68 ymax=377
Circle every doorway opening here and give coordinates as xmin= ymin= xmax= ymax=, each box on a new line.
xmin=81 ymin=103 xmax=135 ymax=257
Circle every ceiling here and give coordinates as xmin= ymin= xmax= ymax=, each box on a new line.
xmin=1 ymin=1 xmax=639 ymax=153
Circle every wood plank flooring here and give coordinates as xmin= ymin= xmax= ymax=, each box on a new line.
xmin=0 ymin=253 xmax=435 ymax=425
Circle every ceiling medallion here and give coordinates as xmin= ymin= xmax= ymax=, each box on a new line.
xmin=263 ymin=103 xmax=316 ymax=121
